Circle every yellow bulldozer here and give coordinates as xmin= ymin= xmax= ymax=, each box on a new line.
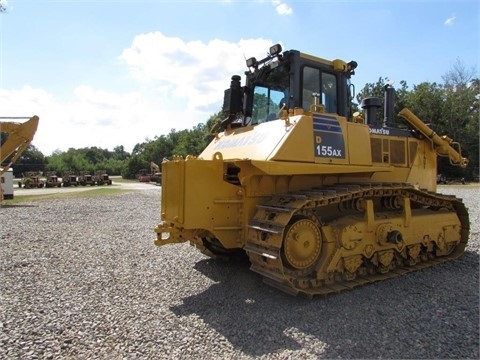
xmin=0 ymin=116 xmax=39 ymax=201
xmin=154 ymin=44 xmax=469 ymax=297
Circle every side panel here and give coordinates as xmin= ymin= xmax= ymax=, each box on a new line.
xmin=369 ymin=134 xmax=437 ymax=191
xmin=269 ymin=115 xmax=315 ymax=162
xmin=405 ymin=139 xmax=437 ymax=191
xmin=313 ymin=113 xmax=347 ymax=161
xmin=310 ymin=114 xmax=373 ymax=166
xmin=161 ymin=160 xmax=186 ymax=223
xmin=346 ymin=122 xmax=372 ymax=165
xmin=200 ymin=113 xmax=373 ymax=168
xmin=199 ymin=119 xmax=295 ymax=161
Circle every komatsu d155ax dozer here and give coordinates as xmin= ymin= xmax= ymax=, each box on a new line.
xmin=154 ymin=44 xmax=469 ymax=297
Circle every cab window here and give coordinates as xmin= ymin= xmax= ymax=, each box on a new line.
xmin=302 ymin=67 xmax=337 ymax=114
xmin=322 ymin=73 xmax=337 ymax=113
xmin=252 ymin=86 xmax=286 ymax=124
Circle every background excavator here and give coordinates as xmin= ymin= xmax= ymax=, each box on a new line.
xmin=0 ymin=116 xmax=39 ymax=201
xmin=150 ymin=162 xmax=162 ymax=184
xmin=155 ymin=44 xmax=469 ymax=297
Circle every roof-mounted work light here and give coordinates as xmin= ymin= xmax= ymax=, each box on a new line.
xmin=269 ymin=44 xmax=282 ymax=56
xmin=246 ymin=57 xmax=257 ymax=68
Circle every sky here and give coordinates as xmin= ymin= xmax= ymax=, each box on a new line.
xmin=0 ymin=0 xmax=478 ymax=156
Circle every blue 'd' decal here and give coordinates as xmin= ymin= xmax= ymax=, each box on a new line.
xmin=313 ymin=115 xmax=342 ymax=133
xmin=313 ymin=115 xmax=346 ymax=159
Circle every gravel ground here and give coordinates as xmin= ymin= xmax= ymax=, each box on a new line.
xmin=1 ymin=185 xmax=478 ymax=359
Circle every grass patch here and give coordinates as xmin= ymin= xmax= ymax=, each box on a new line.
xmin=2 ymin=187 xmax=131 ymax=205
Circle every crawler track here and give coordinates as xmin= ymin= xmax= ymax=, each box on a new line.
xmin=244 ymin=183 xmax=469 ymax=297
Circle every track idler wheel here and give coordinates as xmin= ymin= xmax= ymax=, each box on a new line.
xmin=282 ymin=217 xmax=322 ymax=271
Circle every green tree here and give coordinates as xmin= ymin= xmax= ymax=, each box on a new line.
xmin=441 ymin=60 xmax=478 ymax=141
xmin=121 ymin=115 xmax=222 ymax=179
xmin=113 ymin=145 xmax=129 ymax=160
xmin=45 ymin=150 xmax=68 ymax=175
xmin=121 ymin=153 xmax=149 ymax=179
xmin=356 ymin=77 xmax=409 ymax=126
xmin=205 ymin=111 xmax=226 ymax=139
xmin=440 ymin=60 xmax=479 ymax=179
xmin=405 ymin=82 xmax=445 ymax=128
xmin=45 ymin=146 xmax=131 ymax=176
xmin=355 ymin=64 xmax=478 ymax=180
xmin=12 ymin=145 xmax=46 ymax=177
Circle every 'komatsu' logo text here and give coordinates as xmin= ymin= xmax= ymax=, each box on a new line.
xmin=369 ymin=128 xmax=390 ymax=135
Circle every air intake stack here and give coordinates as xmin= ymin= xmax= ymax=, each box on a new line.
xmin=360 ymin=97 xmax=383 ymax=126
xmin=384 ymin=84 xmax=396 ymax=127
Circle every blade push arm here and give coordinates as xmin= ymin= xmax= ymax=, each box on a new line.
xmin=398 ymin=108 xmax=468 ymax=167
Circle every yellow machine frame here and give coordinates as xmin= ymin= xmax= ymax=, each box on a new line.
xmin=0 ymin=116 xmax=39 ymax=201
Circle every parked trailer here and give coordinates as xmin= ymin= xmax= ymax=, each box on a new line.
xmin=136 ymin=169 xmax=151 ymax=182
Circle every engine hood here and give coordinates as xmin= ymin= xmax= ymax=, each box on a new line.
xmin=200 ymin=115 xmax=316 ymax=162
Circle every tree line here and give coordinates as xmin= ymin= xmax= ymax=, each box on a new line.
xmin=4 ymin=61 xmax=479 ymax=181
xmin=5 ymin=113 xmax=222 ymax=179
xmin=355 ymin=59 xmax=478 ymax=180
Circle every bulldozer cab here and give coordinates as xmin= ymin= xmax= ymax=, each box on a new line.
xmin=222 ymin=44 xmax=357 ymax=129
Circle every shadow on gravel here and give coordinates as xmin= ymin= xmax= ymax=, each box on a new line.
xmin=0 ymin=204 xmax=37 ymax=208
xmin=170 ymin=252 xmax=479 ymax=359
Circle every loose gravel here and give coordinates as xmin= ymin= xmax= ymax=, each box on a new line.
xmin=1 ymin=185 xmax=479 ymax=359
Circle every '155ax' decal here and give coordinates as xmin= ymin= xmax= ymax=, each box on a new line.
xmin=313 ymin=114 xmax=346 ymax=159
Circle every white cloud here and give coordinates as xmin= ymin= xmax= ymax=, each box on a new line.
xmin=120 ymin=33 xmax=274 ymax=112
xmin=444 ymin=15 xmax=456 ymax=26
xmin=272 ymin=0 xmax=293 ymax=15
xmin=1 ymin=36 xmax=279 ymax=156
xmin=0 ymin=85 xmax=171 ymax=155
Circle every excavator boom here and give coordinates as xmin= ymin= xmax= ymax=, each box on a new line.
xmin=1 ymin=115 xmax=39 ymax=171
xmin=0 ymin=116 xmax=39 ymax=201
